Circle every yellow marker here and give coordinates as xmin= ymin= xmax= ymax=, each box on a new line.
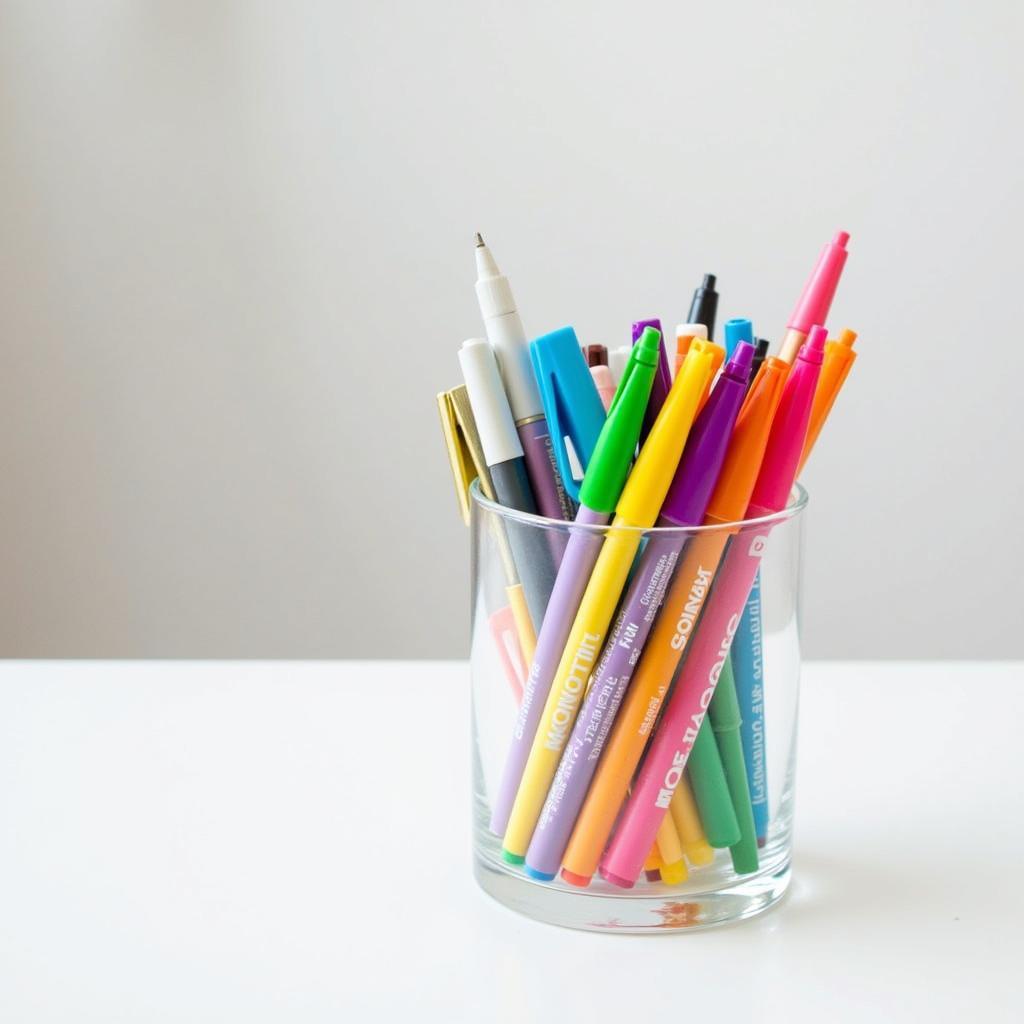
xmin=656 ymin=813 xmax=689 ymax=884
xmin=670 ymin=778 xmax=715 ymax=867
xmin=501 ymin=342 xmax=720 ymax=862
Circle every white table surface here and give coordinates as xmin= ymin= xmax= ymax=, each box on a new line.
xmin=0 ymin=660 xmax=1021 ymax=1022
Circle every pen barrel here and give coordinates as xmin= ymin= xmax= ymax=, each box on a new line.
xmin=488 ymin=460 xmax=556 ymax=632
xmin=731 ymin=575 xmax=770 ymax=840
xmin=599 ymin=527 xmax=771 ymax=887
xmin=686 ymin=721 xmax=741 ymax=847
xmin=517 ymin=418 xmax=575 ymax=522
xmin=489 ymin=508 xmax=607 ymax=836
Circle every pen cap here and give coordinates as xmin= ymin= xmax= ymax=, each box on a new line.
xmin=749 ymin=326 xmax=826 ymax=514
xmin=723 ymin=318 xmax=753 ymax=358
xmin=474 ymin=241 xmax=542 ymax=421
xmin=687 ymin=274 xmax=719 ymax=340
xmin=608 ymin=345 xmax=631 ymax=383
xmin=458 ymin=338 xmax=525 ymax=466
xmin=577 ymin=327 xmax=661 ymax=514
xmin=675 ymin=323 xmax=707 ymax=346
xmin=750 ymin=339 xmax=771 ymax=382
xmin=530 ymin=327 xmax=608 ymax=503
xmin=615 ymin=341 xmax=719 ymax=526
xmin=660 ymin=343 xmax=755 ymax=527
xmin=788 ymin=231 xmax=850 ymax=334
xmin=704 ymin=354 xmax=790 ymax=523
xmin=632 ymin=318 xmax=672 ymax=442
xmin=437 ymin=385 xmax=496 ymax=525
xmin=585 ymin=344 xmax=609 ymax=367
xmin=797 ymin=328 xmax=858 ymax=474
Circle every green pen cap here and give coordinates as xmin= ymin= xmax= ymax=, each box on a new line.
xmin=577 ymin=327 xmax=661 ymax=514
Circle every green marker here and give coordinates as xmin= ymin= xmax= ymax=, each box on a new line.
xmin=688 ymin=718 xmax=741 ymax=848
xmin=708 ymin=656 xmax=760 ymax=874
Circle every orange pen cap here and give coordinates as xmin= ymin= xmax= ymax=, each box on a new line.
xmin=798 ymin=328 xmax=858 ymax=474
xmin=704 ymin=356 xmax=790 ymax=524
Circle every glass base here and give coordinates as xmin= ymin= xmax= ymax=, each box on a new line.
xmin=474 ymin=850 xmax=791 ymax=933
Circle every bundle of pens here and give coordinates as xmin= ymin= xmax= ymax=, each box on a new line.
xmin=438 ymin=231 xmax=857 ymax=898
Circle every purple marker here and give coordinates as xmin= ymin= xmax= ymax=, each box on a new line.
xmin=523 ymin=342 xmax=755 ymax=880
xmin=633 ymin=318 xmax=673 ymax=446
xmin=489 ymin=329 xmax=663 ymax=839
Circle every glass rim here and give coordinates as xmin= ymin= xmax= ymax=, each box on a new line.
xmin=469 ymin=478 xmax=809 ymax=535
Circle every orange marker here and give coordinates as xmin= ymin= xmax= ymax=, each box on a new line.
xmin=560 ymin=356 xmax=790 ymax=887
xmin=798 ymin=329 xmax=857 ymax=474
xmin=673 ymin=323 xmax=707 ymax=379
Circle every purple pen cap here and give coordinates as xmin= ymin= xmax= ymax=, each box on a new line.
xmin=659 ymin=342 xmax=755 ymax=527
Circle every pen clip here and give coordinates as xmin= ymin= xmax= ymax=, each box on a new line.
xmin=529 ymin=327 xmax=607 ymax=504
xmin=437 ymin=385 xmax=494 ymax=525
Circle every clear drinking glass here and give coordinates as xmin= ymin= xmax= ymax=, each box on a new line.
xmin=469 ymin=479 xmax=808 ymax=932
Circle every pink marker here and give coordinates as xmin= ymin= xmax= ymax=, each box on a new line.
xmin=598 ymin=328 xmax=827 ymax=888
xmin=778 ymin=232 xmax=849 ymax=363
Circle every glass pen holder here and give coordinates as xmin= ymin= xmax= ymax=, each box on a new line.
xmin=470 ymin=480 xmax=808 ymax=933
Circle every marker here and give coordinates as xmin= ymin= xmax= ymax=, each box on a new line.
xmin=655 ymin=813 xmax=689 ymax=885
xmin=632 ymin=318 xmax=673 ymax=444
xmin=583 ymin=340 xmax=616 ymax=411
xmin=688 ymin=273 xmax=719 ymax=340
xmin=559 ymin=351 xmax=790 ymax=887
xmin=458 ymin=338 xmax=556 ymax=631
xmin=798 ymin=328 xmax=858 ymax=474
xmin=723 ymin=318 xmax=753 ymax=358
xmin=608 ymin=345 xmax=632 ymax=384
xmin=673 ymin=323 xmax=707 ymax=378
xmin=528 ymin=343 xmax=750 ymax=882
xmin=488 ymin=329 xmax=662 ymax=837
xmin=778 ymin=232 xmax=849 ymax=363
xmin=501 ymin=343 xmax=716 ymax=864
xmin=474 ymin=235 xmax=574 ymax=520
xmin=598 ymin=329 xmax=827 ymax=888
xmin=584 ymin=344 xmax=608 ymax=366
xmin=750 ymin=339 xmax=771 ymax=385
xmin=670 ymin=780 xmax=715 ymax=867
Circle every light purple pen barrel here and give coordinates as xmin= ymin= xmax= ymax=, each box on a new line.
xmin=523 ymin=343 xmax=755 ymax=879
xmin=489 ymin=505 xmax=607 ymax=834
xmin=518 ymin=418 xmax=576 ymax=522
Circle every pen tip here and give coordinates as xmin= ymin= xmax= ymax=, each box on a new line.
xmin=474 ymin=232 xmax=485 ymax=248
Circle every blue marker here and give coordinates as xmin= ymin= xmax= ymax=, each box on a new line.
xmin=723 ymin=317 xmax=753 ymax=357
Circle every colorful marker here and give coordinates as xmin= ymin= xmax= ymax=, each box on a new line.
xmin=673 ymin=323 xmax=707 ymax=378
xmin=488 ymin=329 xmax=662 ymax=836
xmin=778 ymin=232 xmax=849 ymax=363
xmin=598 ymin=329 xmax=827 ymax=887
xmin=633 ymin=318 xmax=673 ymax=444
xmin=501 ymin=343 xmax=716 ymax=863
xmin=474 ymin=234 xmax=575 ymax=520
xmin=583 ymin=345 xmax=616 ymax=410
xmin=528 ymin=343 xmax=751 ymax=882
xmin=559 ymin=351 xmax=790 ymax=886
xmin=670 ymin=780 xmax=715 ymax=867
xmin=687 ymin=273 xmax=719 ymax=339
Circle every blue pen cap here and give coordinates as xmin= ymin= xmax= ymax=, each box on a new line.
xmin=723 ymin=318 xmax=753 ymax=358
xmin=529 ymin=327 xmax=607 ymax=503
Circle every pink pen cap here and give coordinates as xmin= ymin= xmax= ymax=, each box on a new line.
xmin=788 ymin=232 xmax=850 ymax=334
xmin=747 ymin=326 xmax=826 ymax=516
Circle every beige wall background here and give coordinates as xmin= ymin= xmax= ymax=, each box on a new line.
xmin=0 ymin=1 xmax=1021 ymax=658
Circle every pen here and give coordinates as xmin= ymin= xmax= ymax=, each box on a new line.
xmin=501 ymin=343 xmax=716 ymax=863
xmin=632 ymin=318 xmax=673 ymax=444
xmin=488 ymin=329 xmax=662 ymax=836
xmin=607 ymin=345 xmax=632 ymax=385
xmin=723 ymin=317 xmax=753 ymax=357
xmin=750 ymin=339 xmax=771 ymax=385
xmin=585 ymin=347 xmax=616 ymax=410
xmin=598 ymin=329 xmax=826 ymax=887
xmin=528 ymin=342 xmax=748 ymax=881
xmin=673 ymin=323 xmax=707 ymax=378
xmin=777 ymin=232 xmax=849 ymax=363
xmin=437 ymin=384 xmax=537 ymax=666
xmin=797 ymin=328 xmax=858 ymax=474
xmin=670 ymin=780 xmax=715 ymax=867
xmin=474 ymin=234 xmax=575 ymax=520
xmin=458 ymin=338 xmax=557 ymax=631
xmin=558 ymin=351 xmax=790 ymax=886
xmin=688 ymin=273 xmax=719 ymax=339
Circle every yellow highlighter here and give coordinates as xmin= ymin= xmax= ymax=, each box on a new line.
xmin=670 ymin=777 xmax=715 ymax=867
xmin=501 ymin=341 xmax=720 ymax=863
xmin=656 ymin=813 xmax=689 ymax=884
